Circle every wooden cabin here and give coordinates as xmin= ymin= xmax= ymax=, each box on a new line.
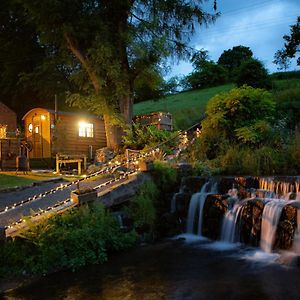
xmin=134 ymin=112 xmax=173 ymax=131
xmin=0 ymin=102 xmax=19 ymax=170
xmin=22 ymin=108 xmax=107 ymax=159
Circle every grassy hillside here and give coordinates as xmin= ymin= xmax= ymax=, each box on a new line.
xmin=134 ymin=83 xmax=234 ymax=129
xmin=133 ymin=78 xmax=299 ymax=130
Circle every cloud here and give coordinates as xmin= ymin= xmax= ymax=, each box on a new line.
xmin=169 ymin=0 xmax=300 ymax=77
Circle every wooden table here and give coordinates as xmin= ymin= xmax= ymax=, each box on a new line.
xmin=56 ymin=154 xmax=87 ymax=175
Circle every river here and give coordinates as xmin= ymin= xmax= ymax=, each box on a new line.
xmin=3 ymin=235 xmax=300 ymax=300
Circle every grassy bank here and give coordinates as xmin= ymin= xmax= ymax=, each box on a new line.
xmin=133 ymin=78 xmax=299 ymax=130
xmin=134 ymin=83 xmax=234 ymax=129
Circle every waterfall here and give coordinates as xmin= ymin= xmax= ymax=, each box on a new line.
xmin=259 ymin=177 xmax=300 ymax=198
xmin=170 ymin=192 xmax=179 ymax=213
xmin=260 ymin=199 xmax=287 ymax=253
xmin=186 ymin=181 xmax=217 ymax=235
xmin=220 ymin=200 xmax=247 ymax=243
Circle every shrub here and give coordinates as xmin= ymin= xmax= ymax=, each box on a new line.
xmin=128 ymin=181 xmax=158 ymax=230
xmin=122 ymin=123 xmax=178 ymax=153
xmin=287 ymin=132 xmax=300 ymax=173
xmin=151 ymin=160 xmax=178 ymax=191
xmin=235 ymin=59 xmax=271 ymax=89
xmin=202 ymin=85 xmax=275 ymax=145
xmin=274 ymin=87 xmax=300 ymax=130
xmin=219 ymin=146 xmax=284 ymax=176
xmin=0 ymin=205 xmax=137 ymax=276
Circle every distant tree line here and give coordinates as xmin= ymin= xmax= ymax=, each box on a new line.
xmin=181 ymin=45 xmax=271 ymax=91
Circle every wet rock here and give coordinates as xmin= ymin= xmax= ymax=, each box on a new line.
xmin=235 ymin=176 xmax=259 ymax=190
xmin=202 ymin=194 xmax=227 ymax=239
xmin=275 ymin=205 xmax=297 ymax=250
xmin=218 ymin=177 xmax=235 ymax=194
xmin=158 ymin=212 xmax=182 ymax=237
xmin=180 ymin=177 xmax=207 ymax=194
xmin=172 ymin=192 xmax=192 ymax=219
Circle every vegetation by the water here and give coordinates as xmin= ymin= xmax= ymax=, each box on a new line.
xmin=0 ymin=205 xmax=137 ymax=277
xmin=0 ymin=161 xmax=179 ymax=277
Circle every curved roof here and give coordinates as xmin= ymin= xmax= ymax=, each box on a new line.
xmin=22 ymin=107 xmax=102 ymax=120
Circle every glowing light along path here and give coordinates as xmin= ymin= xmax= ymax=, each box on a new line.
xmin=3 ymin=124 xmax=199 ymax=232
xmin=0 ymin=148 xmax=160 ymax=215
xmin=5 ymin=170 xmax=138 ymax=231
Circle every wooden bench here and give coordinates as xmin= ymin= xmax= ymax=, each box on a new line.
xmin=56 ymin=154 xmax=87 ymax=175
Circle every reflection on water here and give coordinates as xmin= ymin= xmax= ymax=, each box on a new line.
xmin=3 ymin=238 xmax=300 ymax=300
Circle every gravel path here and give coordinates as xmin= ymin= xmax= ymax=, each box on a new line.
xmin=0 ymin=176 xmax=112 ymax=227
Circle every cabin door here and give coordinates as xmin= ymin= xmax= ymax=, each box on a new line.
xmin=32 ymin=115 xmax=43 ymax=158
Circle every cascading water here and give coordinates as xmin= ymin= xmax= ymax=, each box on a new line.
xmin=260 ymin=199 xmax=287 ymax=253
xmin=171 ymin=192 xmax=179 ymax=213
xmin=259 ymin=177 xmax=300 ymax=198
xmin=186 ymin=181 xmax=217 ymax=235
xmin=221 ymin=200 xmax=246 ymax=243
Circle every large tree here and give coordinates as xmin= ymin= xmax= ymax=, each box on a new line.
xmin=184 ymin=49 xmax=227 ymax=90
xmin=17 ymin=0 xmax=218 ymax=148
xmin=217 ymin=45 xmax=253 ymax=79
xmin=274 ymin=16 xmax=300 ymax=69
xmin=0 ymin=0 xmax=71 ymax=118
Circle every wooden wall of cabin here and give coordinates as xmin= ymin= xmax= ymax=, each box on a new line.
xmin=52 ymin=114 xmax=106 ymax=159
xmin=0 ymin=138 xmax=19 ymax=170
xmin=0 ymin=102 xmax=17 ymax=132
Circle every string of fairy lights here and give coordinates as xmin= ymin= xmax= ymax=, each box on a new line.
xmin=5 ymin=169 xmax=139 ymax=231
xmin=4 ymin=123 xmax=200 ymax=232
xmin=0 ymin=148 xmax=160 ymax=215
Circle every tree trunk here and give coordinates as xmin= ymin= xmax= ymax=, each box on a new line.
xmin=103 ymin=115 xmax=124 ymax=150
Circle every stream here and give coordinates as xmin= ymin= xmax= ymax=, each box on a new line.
xmin=3 ymin=235 xmax=300 ymax=300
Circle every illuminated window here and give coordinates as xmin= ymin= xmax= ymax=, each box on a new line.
xmin=28 ymin=123 xmax=33 ymax=133
xmin=0 ymin=125 xmax=7 ymax=139
xmin=35 ymin=126 xmax=39 ymax=133
xmin=78 ymin=122 xmax=94 ymax=138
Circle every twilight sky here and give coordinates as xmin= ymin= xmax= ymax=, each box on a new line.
xmin=168 ymin=0 xmax=300 ymax=78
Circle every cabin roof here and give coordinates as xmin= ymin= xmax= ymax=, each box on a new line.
xmin=0 ymin=101 xmax=17 ymax=116
xmin=22 ymin=107 xmax=102 ymax=121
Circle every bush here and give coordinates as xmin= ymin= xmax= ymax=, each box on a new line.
xmin=128 ymin=181 xmax=158 ymax=231
xmin=219 ymin=146 xmax=284 ymax=176
xmin=287 ymin=132 xmax=300 ymax=173
xmin=235 ymin=59 xmax=271 ymax=89
xmin=187 ymin=128 xmax=229 ymax=160
xmin=0 ymin=205 xmax=137 ymax=276
xmin=151 ymin=160 xmax=178 ymax=191
xmin=274 ymin=87 xmax=300 ymax=130
xmin=122 ymin=123 xmax=178 ymax=153
xmin=202 ymin=85 xmax=275 ymax=145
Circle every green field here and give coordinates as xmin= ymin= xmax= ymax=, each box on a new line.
xmin=133 ymin=78 xmax=300 ymax=130
xmin=134 ymin=83 xmax=234 ymax=129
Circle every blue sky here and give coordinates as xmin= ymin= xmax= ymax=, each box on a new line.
xmin=168 ymin=0 xmax=300 ymax=78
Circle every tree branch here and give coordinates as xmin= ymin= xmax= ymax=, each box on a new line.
xmin=63 ymin=32 xmax=100 ymax=93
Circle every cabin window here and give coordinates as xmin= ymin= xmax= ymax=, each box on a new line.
xmin=35 ymin=126 xmax=39 ymax=134
xmin=78 ymin=122 xmax=94 ymax=138
xmin=0 ymin=125 xmax=7 ymax=139
xmin=28 ymin=123 xmax=33 ymax=133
